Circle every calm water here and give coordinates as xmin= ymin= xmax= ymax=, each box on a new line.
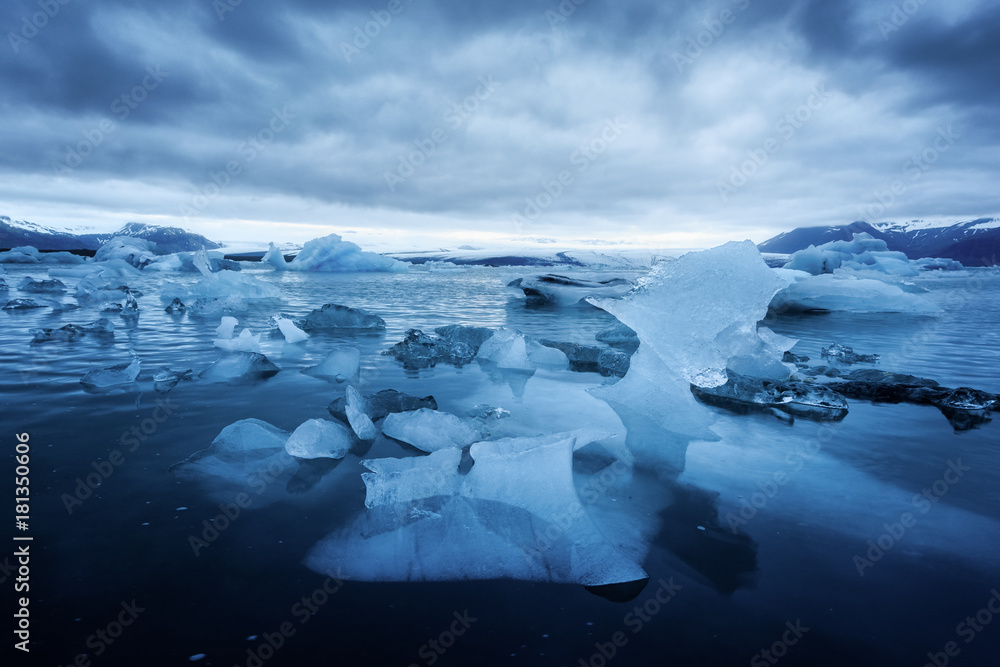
xmin=1 ymin=263 xmax=998 ymax=666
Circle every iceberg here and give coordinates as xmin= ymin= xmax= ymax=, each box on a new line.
xmin=199 ymin=352 xmax=279 ymax=383
xmin=268 ymin=233 xmax=408 ymax=273
xmin=305 ymin=434 xmax=647 ymax=585
xmin=285 ymin=419 xmax=353 ymax=459
xmin=770 ymin=270 xmax=941 ymax=314
xmin=93 ymin=237 xmax=156 ymax=268
xmin=0 ymin=246 xmax=42 ymax=263
xmin=303 ymin=347 xmax=361 ymax=382
xmin=328 ymin=388 xmax=437 ymax=422
xmin=507 ymin=274 xmax=635 ymax=306
xmin=295 ymin=303 xmax=386 ymax=331
xmin=80 ymin=352 xmax=141 ymax=389
xmin=381 ymin=408 xmax=479 ymax=452
xmin=18 ymin=277 xmax=66 ymax=293
xmin=161 ymin=249 xmax=280 ymax=302
xmin=344 ymin=386 xmax=377 ymax=441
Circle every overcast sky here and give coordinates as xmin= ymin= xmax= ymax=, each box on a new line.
xmin=1 ymin=0 xmax=998 ymax=250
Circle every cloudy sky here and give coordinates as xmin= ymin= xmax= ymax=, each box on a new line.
xmin=1 ymin=0 xmax=998 ymax=250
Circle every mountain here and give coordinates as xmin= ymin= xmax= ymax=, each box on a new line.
xmin=758 ymin=218 xmax=1000 ymax=266
xmin=0 ymin=217 xmax=221 ymax=254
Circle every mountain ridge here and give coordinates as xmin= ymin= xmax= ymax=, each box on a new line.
xmin=0 ymin=216 xmax=222 ymax=254
xmin=758 ymin=218 xmax=1000 ymax=266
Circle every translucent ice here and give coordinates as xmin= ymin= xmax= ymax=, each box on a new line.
xmin=272 ymin=315 xmax=309 ymax=343
xmin=345 ymin=386 xmax=377 ymax=441
xmin=587 ymin=242 xmax=791 ymax=463
xmin=18 ymin=276 xmax=66 ymax=293
xmin=93 ymin=237 xmax=155 ymax=268
xmin=296 ymin=303 xmax=386 ymax=331
xmin=305 ymin=434 xmax=646 ymax=585
xmin=153 ymin=367 xmax=193 ymax=392
xmin=216 ymin=316 xmax=238 ymax=339
xmin=199 ymin=352 xmax=279 ymax=383
xmin=770 ymin=270 xmax=941 ymax=314
xmin=215 ymin=328 xmax=262 ymax=353
xmin=272 ymin=233 xmax=408 ymax=273
xmin=476 ymin=328 xmax=568 ymax=371
xmin=180 ymin=418 xmax=289 ymax=465
xmin=162 ymin=250 xmax=280 ymax=302
xmin=31 ymin=318 xmax=114 ymax=342
xmin=285 ymin=419 xmax=353 ymax=459
xmin=303 ymin=347 xmax=361 ymax=382
xmin=3 ymin=298 xmax=44 ymax=310
xmin=507 ymin=274 xmax=635 ymax=306
xmin=381 ymin=408 xmax=479 ymax=452
xmin=80 ymin=352 xmax=140 ymax=389
xmin=595 ymin=321 xmax=639 ymax=348
xmin=263 ymin=242 xmax=289 ymax=271
xmin=328 ymin=389 xmax=437 ymax=422
xmin=821 ymin=343 xmax=880 ymax=364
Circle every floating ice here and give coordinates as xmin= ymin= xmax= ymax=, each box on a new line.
xmin=3 ymin=298 xmax=45 ymax=310
xmin=381 ymin=408 xmax=479 ymax=452
xmin=821 ymin=343 xmax=880 ymax=364
xmin=0 ymin=246 xmax=42 ymax=263
xmin=345 ymin=386 xmax=377 ymax=441
xmin=269 ymin=234 xmax=408 ymax=273
xmin=272 ymin=315 xmax=309 ymax=343
xmin=285 ymin=419 xmax=353 ymax=459
xmin=162 ymin=250 xmax=280 ymax=302
xmin=145 ymin=251 xmax=240 ymax=273
xmin=80 ymin=352 xmax=140 ymax=389
xmin=215 ymin=328 xmax=262 ymax=353
xmin=31 ymin=318 xmax=114 ymax=342
xmin=199 ymin=352 xmax=279 ymax=383
xmin=328 ymin=389 xmax=437 ymax=422
xmin=296 ymin=303 xmax=386 ymax=331
xmin=186 ymin=297 xmax=250 ymax=317
xmin=119 ymin=289 xmax=140 ymax=321
xmin=165 ymin=298 xmax=186 ymax=313
xmin=692 ymin=370 xmax=849 ymax=421
xmin=939 ymin=387 xmax=996 ymax=411
xmin=93 ymin=237 xmax=155 ymax=268
xmin=18 ymin=276 xmax=66 ymax=293
xmin=595 ymin=321 xmax=639 ymax=348
xmin=507 ymin=274 xmax=635 ymax=306
xmin=781 ymin=233 xmax=937 ymax=276
xmin=770 ymin=269 xmax=941 ymax=314
xmin=587 ymin=242 xmax=791 ymax=465
xmin=179 ymin=418 xmax=289 ymax=466
xmin=303 ymin=347 xmax=361 ymax=382
xmin=384 ymin=329 xmax=478 ymax=369
xmin=153 ymin=366 xmax=193 ymax=393
xmin=538 ymin=340 xmax=631 ymax=377
xmin=305 ymin=434 xmax=646 ymax=585
xmin=476 ymin=328 xmax=568 ymax=371
xmin=263 ymin=242 xmax=289 ymax=271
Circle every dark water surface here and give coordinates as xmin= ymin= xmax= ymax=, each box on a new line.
xmin=1 ymin=264 xmax=998 ymax=666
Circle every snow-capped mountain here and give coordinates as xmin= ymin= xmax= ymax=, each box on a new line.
xmin=758 ymin=218 xmax=1000 ymax=266
xmin=0 ymin=216 xmax=221 ymax=254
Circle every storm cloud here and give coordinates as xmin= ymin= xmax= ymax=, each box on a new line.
xmin=1 ymin=0 xmax=998 ymax=247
